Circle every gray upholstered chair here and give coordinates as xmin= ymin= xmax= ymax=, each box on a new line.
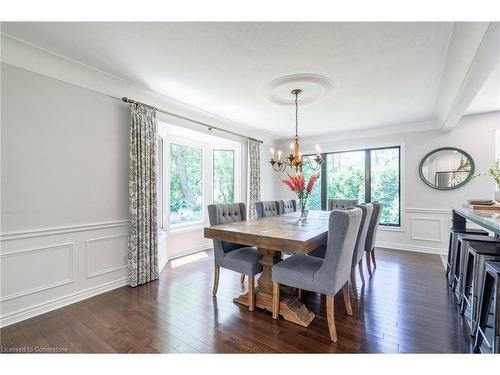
xmin=365 ymin=202 xmax=383 ymax=277
xmin=308 ymin=200 xmax=359 ymax=259
xmin=328 ymin=198 xmax=358 ymax=210
xmin=207 ymin=203 xmax=263 ymax=311
xmin=271 ymin=208 xmax=363 ymax=342
xmin=350 ymin=204 xmax=373 ymax=294
xmin=255 ymin=200 xmax=280 ymax=218
xmin=278 ymin=199 xmax=297 ymax=214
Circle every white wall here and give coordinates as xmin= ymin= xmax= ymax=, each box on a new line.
xmin=1 ymin=63 xmax=132 ymax=327
xmin=276 ymin=111 xmax=500 ymax=254
xmin=0 ymin=61 xmax=278 ymax=326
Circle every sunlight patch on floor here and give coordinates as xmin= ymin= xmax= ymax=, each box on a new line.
xmin=170 ymin=251 xmax=209 ymax=268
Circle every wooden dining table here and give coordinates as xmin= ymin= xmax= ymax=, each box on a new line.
xmin=204 ymin=210 xmax=330 ymax=327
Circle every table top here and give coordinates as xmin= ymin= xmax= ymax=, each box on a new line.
xmin=455 ymin=207 xmax=500 ymax=235
xmin=204 ymin=210 xmax=330 ymax=254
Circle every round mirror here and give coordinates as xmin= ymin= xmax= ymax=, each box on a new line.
xmin=419 ymin=147 xmax=475 ymax=190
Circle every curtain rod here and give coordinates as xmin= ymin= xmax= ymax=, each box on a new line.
xmin=121 ymin=97 xmax=264 ymax=144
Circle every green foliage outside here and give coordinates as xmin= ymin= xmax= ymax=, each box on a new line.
xmin=327 ymin=151 xmax=366 ymax=205
xmin=370 ymin=149 xmax=400 ymax=225
xmin=213 ymin=150 xmax=235 ymax=204
xmin=305 ymin=149 xmax=400 ymax=225
xmin=170 ymin=143 xmax=203 ymax=224
xmin=302 ymin=165 xmax=321 ymax=210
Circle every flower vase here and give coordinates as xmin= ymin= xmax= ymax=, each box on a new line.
xmin=298 ymin=195 xmax=309 ymax=221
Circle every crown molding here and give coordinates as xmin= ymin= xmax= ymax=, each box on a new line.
xmin=274 ymin=119 xmax=441 ymax=146
xmin=0 ymin=33 xmax=279 ymax=144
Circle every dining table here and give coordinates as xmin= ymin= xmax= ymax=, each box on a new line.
xmin=204 ymin=210 xmax=330 ymax=327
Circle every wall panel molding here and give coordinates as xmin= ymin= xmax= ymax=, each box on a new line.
xmin=0 ymin=220 xmax=128 ymax=241
xmin=85 ymin=234 xmax=128 ymax=279
xmin=0 ymin=243 xmax=74 ymax=302
xmin=405 ymin=208 xmax=452 ymax=214
xmin=411 ymin=217 xmax=443 ymax=243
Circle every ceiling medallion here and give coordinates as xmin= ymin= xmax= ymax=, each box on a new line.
xmin=264 ymin=73 xmax=334 ymax=106
xmin=270 ymin=89 xmax=324 ymax=173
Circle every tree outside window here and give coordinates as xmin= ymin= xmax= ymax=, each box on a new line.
xmin=213 ymin=150 xmax=235 ymax=204
xmin=169 ymin=143 xmax=203 ymax=225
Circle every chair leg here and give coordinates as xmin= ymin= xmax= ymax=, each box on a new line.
xmin=212 ymin=265 xmax=220 ymax=296
xmin=272 ymin=282 xmax=280 ymax=319
xmin=248 ymin=276 xmax=255 ymax=311
xmin=358 ymin=260 xmax=365 ymax=284
xmin=240 ymin=274 xmax=245 ymax=283
xmin=297 ymin=288 xmax=302 ymax=300
xmin=371 ymin=248 xmax=377 ymax=269
xmin=366 ymin=252 xmax=373 ymax=278
xmin=343 ymin=282 xmax=353 ymax=316
xmin=326 ymin=295 xmax=338 ymax=342
xmin=350 ymin=267 xmax=357 ymax=297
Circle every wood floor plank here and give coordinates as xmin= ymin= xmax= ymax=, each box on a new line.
xmin=0 ymin=248 xmax=471 ymax=353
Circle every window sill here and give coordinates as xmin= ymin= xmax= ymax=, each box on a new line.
xmin=167 ymin=224 xmax=205 ymax=235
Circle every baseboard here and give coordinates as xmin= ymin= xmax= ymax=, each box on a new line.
xmin=376 ymin=241 xmax=447 ymax=255
xmin=0 ymin=277 xmax=128 ymax=328
xmin=158 ymin=254 xmax=169 ymax=274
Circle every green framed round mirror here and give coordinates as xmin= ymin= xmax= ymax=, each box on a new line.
xmin=419 ymin=147 xmax=475 ymax=190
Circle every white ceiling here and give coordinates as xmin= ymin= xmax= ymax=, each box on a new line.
xmin=466 ymin=62 xmax=500 ymax=115
xmin=1 ymin=22 xmax=460 ymax=138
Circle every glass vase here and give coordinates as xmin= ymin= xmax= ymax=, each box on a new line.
xmin=298 ymin=195 xmax=309 ymax=221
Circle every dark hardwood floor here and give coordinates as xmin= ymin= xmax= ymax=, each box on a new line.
xmin=0 ymin=248 xmax=472 ymax=353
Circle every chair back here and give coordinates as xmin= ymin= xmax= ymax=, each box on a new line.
xmin=207 ymin=203 xmax=247 ymax=265
xmin=365 ymin=202 xmax=383 ymax=252
xmin=328 ymin=199 xmax=358 ymax=210
xmin=314 ymin=208 xmax=362 ymax=295
xmin=352 ymin=204 xmax=373 ymax=266
xmin=255 ymin=200 xmax=280 ymax=218
xmin=279 ymin=199 xmax=297 ymax=214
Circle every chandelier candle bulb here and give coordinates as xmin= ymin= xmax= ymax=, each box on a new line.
xmin=278 ymin=150 xmax=282 ymax=161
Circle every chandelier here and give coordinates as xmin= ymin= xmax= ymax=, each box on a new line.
xmin=270 ymin=89 xmax=324 ymax=172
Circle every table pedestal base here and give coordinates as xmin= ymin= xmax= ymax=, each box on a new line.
xmin=233 ymin=247 xmax=315 ymax=327
xmin=234 ymin=287 xmax=315 ymax=327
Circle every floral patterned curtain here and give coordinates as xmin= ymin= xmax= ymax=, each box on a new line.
xmin=248 ymin=139 xmax=261 ymax=219
xmin=127 ymin=103 xmax=159 ymax=287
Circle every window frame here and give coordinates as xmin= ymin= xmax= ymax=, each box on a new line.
xmin=157 ymin=127 xmax=242 ymax=234
xmin=314 ymin=145 xmax=401 ymax=227
xmin=212 ymin=149 xmax=236 ymax=204
xmin=167 ymin=138 xmax=206 ymax=230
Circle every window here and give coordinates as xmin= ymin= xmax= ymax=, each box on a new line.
xmin=302 ymin=163 xmax=322 ymax=210
xmin=213 ymin=150 xmax=235 ymax=203
xmin=169 ymin=143 xmax=203 ymax=225
xmin=326 ymin=150 xmax=366 ymax=204
xmin=157 ymin=122 xmax=242 ymax=232
xmin=317 ymin=146 xmax=401 ymax=226
xmin=370 ymin=148 xmax=400 ymax=226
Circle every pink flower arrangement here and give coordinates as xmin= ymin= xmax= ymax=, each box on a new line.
xmin=281 ymin=173 xmax=319 ymax=198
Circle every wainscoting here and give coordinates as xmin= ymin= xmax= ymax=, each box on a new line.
xmin=0 ymin=221 xmax=130 ymax=327
xmin=376 ymin=208 xmax=451 ymax=255
xmin=0 ymin=221 xmax=211 ymax=327
xmin=0 ymin=207 xmax=459 ymax=327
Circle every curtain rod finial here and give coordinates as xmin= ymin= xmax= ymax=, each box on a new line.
xmin=121 ymin=97 xmax=131 ymax=103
